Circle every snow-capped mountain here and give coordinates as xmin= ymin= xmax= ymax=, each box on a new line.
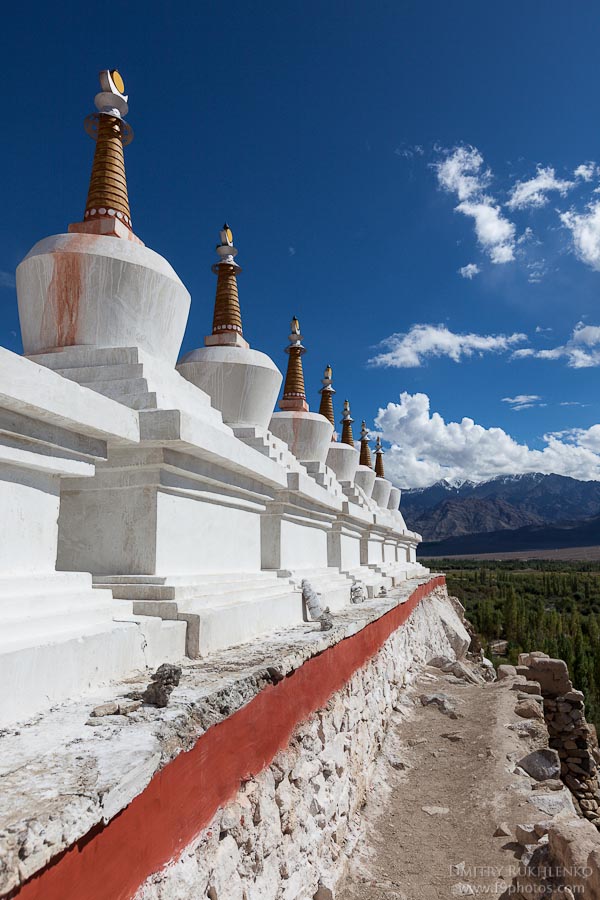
xmin=402 ymin=473 xmax=600 ymax=543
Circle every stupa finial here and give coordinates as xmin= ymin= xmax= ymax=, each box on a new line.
xmin=206 ymin=224 xmax=248 ymax=347
xmin=374 ymin=435 xmax=385 ymax=477
xmin=318 ymin=364 xmax=335 ymax=429
xmin=82 ymin=70 xmax=134 ymax=231
xmin=359 ymin=421 xmax=372 ymax=467
xmin=340 ymin=399 xmax=354 ymax=447
xmin=279 ymin=317 xmax=308 ymax=411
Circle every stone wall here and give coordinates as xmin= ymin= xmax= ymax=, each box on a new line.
xmin=518 ymin=652 xmax=600 ymax=828
xmin=135 ymin=586 xmax=469 ymax=900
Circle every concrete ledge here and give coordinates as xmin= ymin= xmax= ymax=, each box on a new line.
xmin=0 ymin=575 xmax=443 ymax=898
xmin=0 ymin=348 xmax=139 ymax=445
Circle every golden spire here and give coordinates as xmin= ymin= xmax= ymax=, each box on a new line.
xmin=374 ymin=435 xmax=385 ymax=478
xmin=82 ymin=70 xmax=134 ymax=231
xmin=340 ymin=399 xmax=354 ymax=446
xmin=318 ymin=365 xmax=335 ymax=427
xmin=359 ymin=421 xmax=372 ymax=467
xmin=206 ymin=225 xmax=249 ymax=348
xmin=279 ymin=317 xmax=309 ymax=411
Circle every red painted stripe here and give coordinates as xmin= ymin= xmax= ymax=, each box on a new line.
xmin=10 ymin=576 xmax=444 ymax=900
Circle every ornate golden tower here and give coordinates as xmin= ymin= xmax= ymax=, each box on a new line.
xmin=206 ymin=225 xmax=249 ymax=348
xmin=318 ymin=365 xmax=335 ymax=428
xmin=340 ymin=399 xmax=355 ymax=447
xmin=80 ymin=70 xmax=134 ymax=233
xmin=279 ymin=317 xmax=309 ymax=411
xmin=374 ymin=435 xmax=385 ymax=477
xmin=359 ymin=421 xmax=372 ymax=467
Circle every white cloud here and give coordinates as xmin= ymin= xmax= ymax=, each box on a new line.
xmin=436 ymin=146 xmax=516 ymax=263
xmin=513 ymin=322 xmax=600 ymax=368
xmin=574 ymin=162 xmax=597 ymax=182
xmin=375 ymin=392 xmax=600 ymax=489
xmin=458 ymin=263 xmax=480 ymax=279
xmin=502 ymin=394 xmax=542 ymax=411
xmin=395 ymin=144 xmax=424 ymax=159
xmin=288 ymin=246 xmax=296 ymax=256
xmin=436 ymin=146 xmax=490 ymax=201
xmin=368 ymin=324 xmax=527 ymax=368
xmin=560 ymin=202 xmax=600 ymax=270
xmin=507 ymin=165 xmax=574 ymax=210
xmin=0 ymin=271 xmax=15 ymax=289
xmin=456 ymin=200 xmax=516 ymax=263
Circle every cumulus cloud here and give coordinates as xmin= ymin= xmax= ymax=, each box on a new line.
xmin=560 ymin=202 xmax=600 ymax=270
xmin=368 ymin=324 xmax=527 ymax=368
xmin=375 ymin=392 xmax=600 ymax=488
xmin=513 ymin=322 xmax=600 ymax=368
xmin=458 ymin=263 xmax=480 ymax=279
xmin=574 ymin=162 xmax=597 ymax=182
xmin=502 ymin=395 xmax=543 ymax=411
xmin=435 ymin=146 xmax=516 ymax=263
xmin=507 ymin=166 xmax=574 ymax=210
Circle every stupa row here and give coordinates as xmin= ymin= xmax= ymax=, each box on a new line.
xmin=1 ymin=70 xmax=425 ymax=728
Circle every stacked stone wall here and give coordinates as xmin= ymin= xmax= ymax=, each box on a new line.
xmin=519 ymin=653 xmax=600 ymax=828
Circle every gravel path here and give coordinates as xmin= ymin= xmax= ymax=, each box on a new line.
xmin=341 ymin=667 xmax=544 ymax=899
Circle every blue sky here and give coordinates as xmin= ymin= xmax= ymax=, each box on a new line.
xmin=3 ymin=2 xmax=600 ymax=487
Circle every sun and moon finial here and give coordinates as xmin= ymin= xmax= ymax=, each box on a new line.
xmin=82 ymin=69 xmax=133 ymax=229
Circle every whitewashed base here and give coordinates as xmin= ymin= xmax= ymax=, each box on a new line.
xmin=0 ymin=572 xmax=186 ymax=727
xmin=94 ymin=572 xmax=303 ymax=658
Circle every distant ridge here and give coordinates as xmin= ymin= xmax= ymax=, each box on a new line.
xmin=419 ymin=513 xmax=600 ymax=556
xmin=402 ymin=473 xmax=600 ymax=543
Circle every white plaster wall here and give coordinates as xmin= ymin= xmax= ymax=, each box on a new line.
xmin=177 ymin=347 xmax=282 ymax=430
xmin=371 ymin=478 xmax=391 ymax=509
xmin=280 ymin=517 xmax=329 ymax=570
xmin=325 ymin=443 xmax=360 ymax=484
xmin=0 ymin=468 xmax=60 ymax=574
xmin=387 ymin=486 xmax=401 ymax=511
xmin=361 ymin=536 xmax=383 ymax=566
xmin=383 ymin=542 xmax=396 ymax=563
xmin=269 ymin=412 xmax=333 ymax=464
xmin=354 ymin=466 xmax=376 ymax=499
xmin=339 ymin=531 xmax=362 ymax=570
xmin=17 ymin=234 xmax=190 ymax=367
xmin=58 ymin=486 xmax=157 ymax=575
xmin=155 ymin=491 xmax=261 ymax=574
xmin=397 ymin=544 xmax=410 ymax=564
xmin=135 ymin=587 xmax=468 ymax=900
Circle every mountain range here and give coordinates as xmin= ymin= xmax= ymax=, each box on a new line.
xmin=401 ymin=473 xmax=600 ymax=555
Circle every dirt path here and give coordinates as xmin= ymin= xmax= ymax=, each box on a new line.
xmin=341 ymin=666 xmax=546 ymax=899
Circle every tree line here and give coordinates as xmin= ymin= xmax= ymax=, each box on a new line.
xmin=422 ymin=559 xmax=600 ymax=728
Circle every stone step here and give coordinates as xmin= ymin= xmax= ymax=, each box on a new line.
xmin=96 ymin=571 xmax=286 ymax=587
xmin=71 ymin=377 xmax=150 ymax=399
xmin=115 ymin=614 xmax=187 ymax=666
xmin=29 ymin=347 xmax=144 ymax=369
xmin=0 ymin=572 xmax=94 ymax=597
xmin=53 ymin=362 xmax=145 ymax=383
xmin=0 ymin=589 xmax=130 ymax=621
xmin=0 ymin=604 xmax=130 ymax=645
xmin=106 ymin=580 xmax=295 ymax=603
xmin=181 ymin=591 xmax=302 ymax=658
